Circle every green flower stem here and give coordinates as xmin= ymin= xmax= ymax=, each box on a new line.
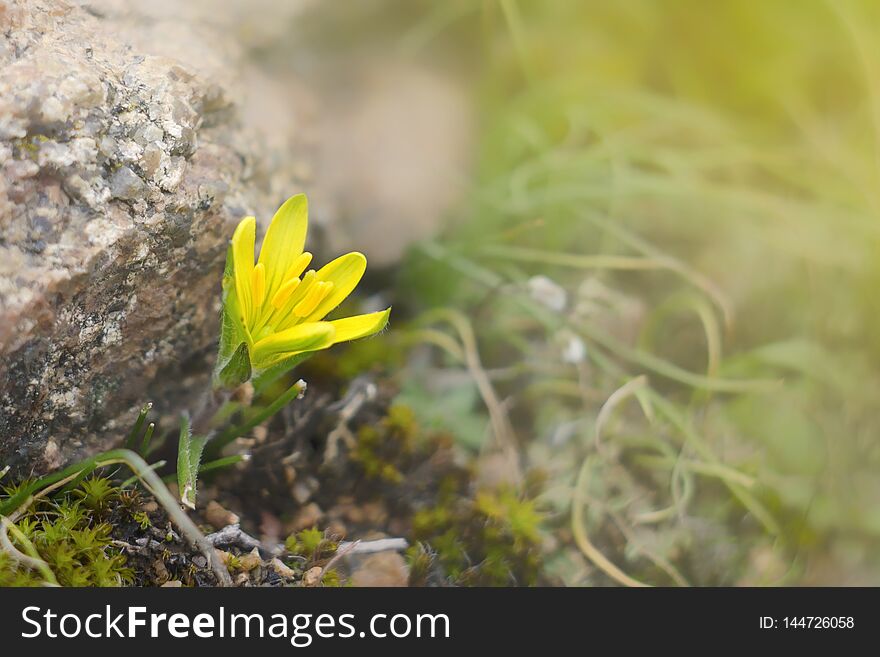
xmin=207 ymin=379 xmax=306 ymax=457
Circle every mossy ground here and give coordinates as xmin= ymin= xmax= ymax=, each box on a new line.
xmin=1 ymin=351 xmax=544 ymax=587
xmin=0 ymin=476 xmax=132 ymax=587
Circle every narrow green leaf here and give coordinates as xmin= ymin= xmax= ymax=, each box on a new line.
xmin=198 ymin=454 xmax=248 ymax=475
xmin=176 ymin=414 xmax=194 ymax=509
xmin=139 ymin=422 xmax=156 ymax=457
xmin=176 ymin=413 xmax=209 ymax=510
xmin=124 ymin=402 xmax=152 ymax=450
xmin=120 ymin=460 xmax=166 ymax=489
xmin=187 ymin=435 xmax=208 ymax=504
xmin=176 ymin=414 xmax=191 ymax=506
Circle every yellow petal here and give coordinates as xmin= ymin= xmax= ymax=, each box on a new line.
xmin=251 ymin=321 xmax=336 ymax=366
xmin=305 ymin=252 xmax=367 ymax=322
xmin=257 ymin=194 xmax=309 ymax=302
xmin=251 ymin=262 xmax=266 ymax=307
xmin=327 ymin=308 xmax=391 ymax=344
xmin=231 ymin=216 xmax=256 ymax=325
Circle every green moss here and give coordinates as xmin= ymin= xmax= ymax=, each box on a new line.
xmin=0 ymin=482 xmax=133 ymax=587
xmin=74 ymin=476 xmax=118 ymax=511
xmin=132 ymin=511 xmax=152 ymax=530
xmin=474 ymin=489 xmax=541 ymax=547
xmin=118 ymin=488 xmax=145 ymax=512
xmin=351 ymin=403 xmax=419 ymax=483
xmin=1 ymin=478 xmax=35 ymax=503
xmin=320 ymin=569 xmax=343 ymax=587
xmin=285 ymin=527 xmax=338 ymax=564
xmin=405 ymin=542 xmax=436 ymax=586
xmin=384 ymin=403 xmax=419 ymax=441
xmin=224 ymin=554 xmax=243 ymax=571
xmin=409 ymin=487 xmax=543 ymax=586
xmin=280 ymin=528 xmax=347 ymax=585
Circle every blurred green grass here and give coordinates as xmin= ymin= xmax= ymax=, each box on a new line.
xmin=392 ymin=0 xmax=880 ymax=585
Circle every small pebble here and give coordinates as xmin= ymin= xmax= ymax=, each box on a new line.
xmin=239 ymin=547 xmax=262 ymax=572
xmin=290 ymin=502 xmax=323 ymax=532
xmin=350 ymin=552 xmax=409 ymax=587
xmin=270 ymin=558 xmax=296 ymax=580
xmin=303 ymin=566 xmax=323 ymax=587
xmin=205 ymin=500 xmax=240 ymax=529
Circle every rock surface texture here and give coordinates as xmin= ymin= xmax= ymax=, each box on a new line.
xmin=0 ymin=0 xmax=314 ymax=473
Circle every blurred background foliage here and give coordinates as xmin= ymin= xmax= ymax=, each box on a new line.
xmin=301 ymin=0 xmax=880 ymax=585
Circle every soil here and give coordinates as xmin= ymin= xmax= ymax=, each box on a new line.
xmin=105 ymin=364 xmax=467 ymax=587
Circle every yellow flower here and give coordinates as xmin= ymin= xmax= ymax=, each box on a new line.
xmin=214 ymin=194 xmax=390 ymax=387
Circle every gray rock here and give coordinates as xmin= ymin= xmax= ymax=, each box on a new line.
xmin=0 ymin=0 xmax=312 ymax=474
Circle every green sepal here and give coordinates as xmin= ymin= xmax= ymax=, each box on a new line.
xmin=214 ymin=341 xmax=252 ymax=390
xmin=213 ymin=243 xmax=254 ymax=389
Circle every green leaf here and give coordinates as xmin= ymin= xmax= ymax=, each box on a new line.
xmin=176 ymin=414 xmax=208 ymax=510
